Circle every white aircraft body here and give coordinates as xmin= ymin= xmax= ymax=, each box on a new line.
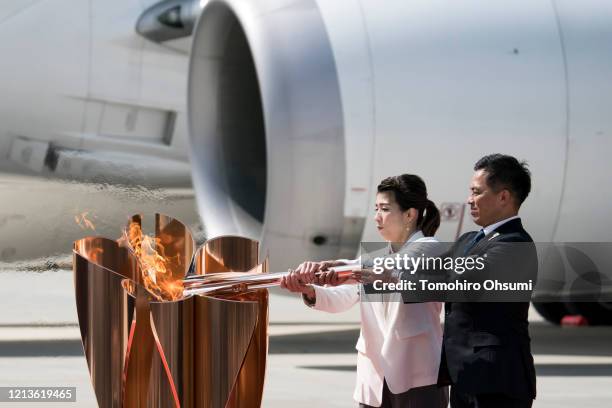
xmin=1 ymin=0 xmax=612 ymax=323
xmin=0 ymin=0 xmax=202 ymax=261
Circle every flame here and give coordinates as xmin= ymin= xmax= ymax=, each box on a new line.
xmin=75 ymin=212 xmax=96 ymax=231
xmin=124 ymin=222 xmax=183 ymax=301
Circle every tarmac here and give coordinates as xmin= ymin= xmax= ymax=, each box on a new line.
xmin=1 ymin=270 xmax=611 ymax=407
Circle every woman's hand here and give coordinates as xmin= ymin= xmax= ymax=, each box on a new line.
xmin=279 ymin=260 xmax=350 ymax=298
xmin=280 ymin=269 xmax=316 ymax=300
xmin=292 ymin=260 xmax=347 ymax=284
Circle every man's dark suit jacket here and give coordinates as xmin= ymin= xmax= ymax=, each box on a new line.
xmin=437 ymin=218 xmax=537 ymax=400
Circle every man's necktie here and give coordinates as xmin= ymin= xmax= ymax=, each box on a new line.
xmin=463 ymin=229 xmax=485 ymax=255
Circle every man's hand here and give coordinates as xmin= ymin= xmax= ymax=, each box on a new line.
xmin=317 ymin=268 xmax=356 ymax=286
xmin=353 ymin=268 xmax=397 ymax=285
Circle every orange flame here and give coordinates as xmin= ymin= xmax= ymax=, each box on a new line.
xmin=124 ymin=222 xmax=183 ymax=301
xmin=75 ymin=212 xmax=96 ymax=231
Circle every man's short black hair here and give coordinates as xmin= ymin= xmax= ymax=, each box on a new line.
xmin=474 ymin=154 xmax=531 ymax=206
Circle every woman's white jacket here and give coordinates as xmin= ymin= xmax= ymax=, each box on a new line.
xmin=308 ymin=232 xmax=442 ymax=406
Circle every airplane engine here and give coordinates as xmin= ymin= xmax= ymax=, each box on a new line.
xmin=188 ymin=0 xmax=352 ymax=269
xmin=187 ymin=0 xmax=612 ymax=322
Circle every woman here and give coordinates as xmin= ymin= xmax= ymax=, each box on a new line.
xmin=280 ymin=174 xmax=448 ymax=408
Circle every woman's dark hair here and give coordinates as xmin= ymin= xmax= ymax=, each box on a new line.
xmin=377 ymin=174 xmax=440 ymax=236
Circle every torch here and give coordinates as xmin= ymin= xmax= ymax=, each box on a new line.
xmin=182 ymin=265 xmax=358 ymax=296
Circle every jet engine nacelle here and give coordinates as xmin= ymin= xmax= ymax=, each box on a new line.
xmin=188 ymin=0 xmax=612 ymax=272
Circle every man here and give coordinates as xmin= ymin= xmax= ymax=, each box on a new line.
xmin=438 ymin=154 xmax=537 ymax=408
